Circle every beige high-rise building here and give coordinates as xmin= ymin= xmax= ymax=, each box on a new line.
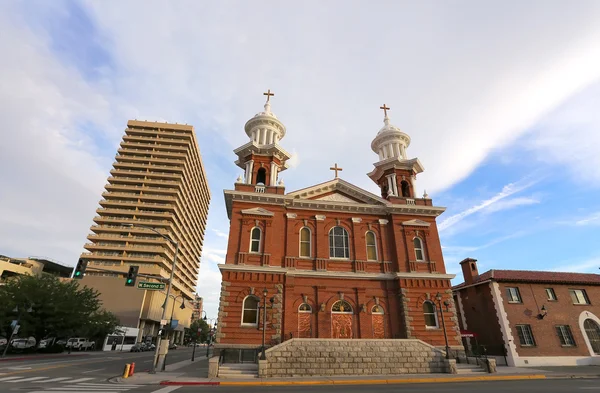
xmin=80 ymin=120 xmax=210 ymax=344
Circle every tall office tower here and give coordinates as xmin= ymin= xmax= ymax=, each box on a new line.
xmin=80 ymin=120 xmax=210 ymax=345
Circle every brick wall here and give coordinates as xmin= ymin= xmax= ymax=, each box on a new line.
xmin=261 ymin=338 xmax=448 ymax=377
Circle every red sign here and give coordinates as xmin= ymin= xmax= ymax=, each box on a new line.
xmin=460 ymin=330 xmax=478 ymax=338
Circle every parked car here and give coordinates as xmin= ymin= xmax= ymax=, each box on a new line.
xmin=39 ymin=337 xmax=56 ymax=349
xmin=143 ymin=343 xmax=156 ymax=351
xmin=168 ymin=343 xmax=177 ymax=350
xmin=65 ymin=338 xmax=95 ymax=351
xmin=11 ymin=337 xmax=36 ymax=349
xmin=55 ymin=339 xmax=67 ymax=346
xmin=130 ymin=343 xmax=145 ymax=352
xmin=0 ymin=337 xmax=7 ymax=346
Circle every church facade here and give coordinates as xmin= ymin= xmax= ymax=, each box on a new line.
xmin=215 ymin=94 xmax=461 ymax=353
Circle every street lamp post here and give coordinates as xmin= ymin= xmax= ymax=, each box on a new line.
xmin=260 ymin=288 xmax=268 ymax=360
xmin=436 ymin=292 xmax=451 ymax=359
xmin=1 ymin=304 xmax=33 ymax=358
xmin=123 ymin=223 xmax=179 ymax=374
xmin=163 ymin=294 xmax=185 ymax=370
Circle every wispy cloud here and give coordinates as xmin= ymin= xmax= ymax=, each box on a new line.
xmin=443 ymin=231 xmax=528 ymax=254
xmin=575 ymin=212 xmax=600 ymax=226
xmin=211 ymin=229 xmax=229 ymax=239
xmin=482 ymin=197 xmax=540 ymax=214
xmin=438 ymin=180 xmax=536 ymax=231
xmin=550 ymin=257 xmax=600 ymax=273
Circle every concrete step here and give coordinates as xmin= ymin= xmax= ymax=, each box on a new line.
xmin=219 ymin=364 xmax=259 ymax=378
xmin=456 ymin=364 xmax=486 ymax=374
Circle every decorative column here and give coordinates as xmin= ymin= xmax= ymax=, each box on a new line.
xmin=270 ymin=162 xmax=278 ymax=186
xmin=394 ymin=143 xmax=401 ymax=158
xmin=410 ymin=174 xmax=417 ymax=198
xmin=390 ymin=173 xmax=399 ymax=197
xmin=386 ymin=175 xmax=395 ymax=196
xmin=400 ymin=145 xmax=406 ymax=159
xmin=246 ymin=160 xmax=254 ymax=184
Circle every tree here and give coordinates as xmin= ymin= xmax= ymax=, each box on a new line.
xmin=0 ymin=274 xmax=120 ymax=347
xmin=184 ymin=319 xmax=210 ymax=344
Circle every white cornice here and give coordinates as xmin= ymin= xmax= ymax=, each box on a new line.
xmin=401 ymin=219 xmax=431 ymax=227
xmin=240 ymin=207 xmax=275 ymax=217
xmin=367 ymin=157 xmax=425 ymax=183
xmin=233 ymin=141 xmax=292 ymax=169
xmin=218 ymin=263 xmax=455 ymax=281
xmin=224 ymin=189 xmax=445 ymax=218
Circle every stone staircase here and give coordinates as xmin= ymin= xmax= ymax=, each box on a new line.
xmin=218 ymin=363 xmax=259 ymax=378
xmin=456 ymin=362 xmax=487 ymax=374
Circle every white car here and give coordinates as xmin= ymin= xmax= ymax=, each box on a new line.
xmin=65 ymin=338 xmax=95 ymax=351
xmin=11 ymin=338 xmax=36 ymax=349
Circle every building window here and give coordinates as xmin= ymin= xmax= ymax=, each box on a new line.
xmin=299 ymin=303 xmax=312 ymax=312
xmin=241 ymin=296 xmax=259 ymax=326
xmin=506 ymin=287 xmax=522 ymax=303
xmin=570 ymin=289 xmax=590 ymax=305
xmin=516 ymin=324 xmax=536 ymax=346
xmin=299 ymin=227 xmax=311 ymax=258
xmin=331 ymin=300 xmax=353 ymax=313
xmin=413 ymin=237 xmax=425 ymax=261
xmin=556 ymin=325 xmax=576 ymax=346
xmin=365 ymin=231 xmax=378 ymax=261
xmin=329 ymin=226 xmax=349 ymax=259
xmin=423 ymin=301 xmax=438 ymax=328
xmin=546 ymin=288 xmax=557 ymax=301
xmin=584 ymin=319 xmax=600 ymax=355
xmin=249 ymin=227 xmax=261 ymax=253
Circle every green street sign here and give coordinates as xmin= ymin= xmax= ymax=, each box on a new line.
xmin=137 ymin=281 xmax=166 ymax=290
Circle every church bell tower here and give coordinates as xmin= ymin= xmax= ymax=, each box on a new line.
xmin=367 ymin=104 xmax=425 ymax=200
xmin=233 ymin=90 xmax=291 ymax=192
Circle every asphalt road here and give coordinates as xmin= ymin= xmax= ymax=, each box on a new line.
xmin=0 ymin=346 xmax=203 ymax=393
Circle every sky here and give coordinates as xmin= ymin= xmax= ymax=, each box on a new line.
xmin=1 ymin=1 xmax=600 ymax=320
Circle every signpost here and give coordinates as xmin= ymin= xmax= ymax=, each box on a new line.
xmin=137 ymin=282 xmax=166 ymax=290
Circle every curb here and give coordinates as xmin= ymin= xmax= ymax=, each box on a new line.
xmin=546 ymin=374 xmax=600 ymax=379
xmin=160 ymin=374 xmax=547 ymax=386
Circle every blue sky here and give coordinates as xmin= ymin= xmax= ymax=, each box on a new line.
xmin=1 ymin=1 xmax=600 ymax=319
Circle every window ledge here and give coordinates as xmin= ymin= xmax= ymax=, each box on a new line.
xmin=425 ymin=326 xmax=440 ymax=330
xmin=329 ymin=257 xmax=350 ymax=261
xmin=240 ymin=324 xmax=258 ymax=328
xmin=507 ymin=301 xmax=522 ymax=304
xmin=519 ymin=345 xmax=537 ymax=348
xmin=561 ymin=345 xmax=576 ymax=348
xmin=572 ymin=303 xmax=591 ymax=306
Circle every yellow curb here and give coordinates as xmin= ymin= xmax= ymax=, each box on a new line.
xmin=219 ymin=374 xmax=546 ymax=386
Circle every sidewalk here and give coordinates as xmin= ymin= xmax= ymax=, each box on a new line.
xmin=0 ymin=352 xmax=97 ymax=362
xmin=114 ymin=360 xmax=554 ymax=387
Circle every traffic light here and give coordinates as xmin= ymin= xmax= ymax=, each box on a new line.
xmin=73 ymin=259 xmax=88 ymax=279
xmin=125 ymin=265 xmax=139 ymax=286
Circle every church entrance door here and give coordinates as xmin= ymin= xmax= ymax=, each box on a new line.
xmin=331 ymin=300 xmax=353 ymax=339
xmin=371 ymin=305 xmax=385 ymax=339
xmin=298 ymin=303 xmax=312 ymax=338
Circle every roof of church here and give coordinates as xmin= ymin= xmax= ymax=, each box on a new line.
xmin=453 ymin=269 xmax=600 ymax=289
xmin=286 ymin=177 xmax=388 ymax=204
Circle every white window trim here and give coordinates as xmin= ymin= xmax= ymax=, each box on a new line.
xmin=413 ymin=237 xmax=425 ymax=261
xmin=506 ymin=287 xmax=522 ymax=303
xmin=299 ymin=227 xmax=312 ymax=259
xmin=329 ymin=226 xmax=350 ymax=259
xmin=546 ymin=288 xmax=557 ymax=301
xmin=570 ymin=289 xmax=590 ymax=305
xmin=516 ymin=324 xmax=536 ymax=346
xmin=423 ymin=300 xmax=439 ymax=329
xmin=249 ymin=227 xmax=262 ymax=254
xmin=298 ymin=303 xmax=312 ymax=313
xmin=365 ymin=231 xmax=378 ymax=261
xmin=241 ymin=295 xmax=260 ymax=327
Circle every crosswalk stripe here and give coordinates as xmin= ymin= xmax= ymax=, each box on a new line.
xmin=37 ymin=391 xmax=123 ymax=393
xmin=6 ymin=377 xmax=47 ymax=382
xmin=32 ymin=377 xmax=71 ymax=383
xmin=60 ymin=378 xmax=95 ymax=383
xmin=0 ymin=376 xmax=23 ymax=381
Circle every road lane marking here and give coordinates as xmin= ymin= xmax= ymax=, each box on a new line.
xmin=32 ymin=377 xmax=71 ymax=382
xmin=7 ymin=366 xmax=32 ymax=370
xmin=0 ymin=376 xmax=23 ymax=381
xmin=61 ymin=377 xmax=95 ymax=383
xmin=152 ymin=387 xmax=182 ymax=393
xmin=6 ymin=376 xmax=47 ymax=382
xmin=82 ymin=368 xmax=106 ymax=373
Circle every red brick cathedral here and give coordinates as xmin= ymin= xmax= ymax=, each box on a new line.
xmin=215 ymin=93 xmax=461 ymax=352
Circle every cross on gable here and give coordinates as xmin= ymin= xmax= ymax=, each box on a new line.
xmin=263 ymin=89 xmax=274 ymax=102
xmin=330 ymin=163 xmax=343 ymax=178
xmin=380 ymin=104 xmax=390 ymax=117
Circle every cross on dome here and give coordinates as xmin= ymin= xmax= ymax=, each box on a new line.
xmin=380 ymin=104 xmax=390 ymax=117
xmin=263 ymin=89 xmax=274 ymax=103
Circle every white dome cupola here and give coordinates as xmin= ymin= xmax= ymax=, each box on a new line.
xmin=370 ymin=104 xmax=410 ymax=162
xmin=243 ymin=89 xmax=286 ymax=146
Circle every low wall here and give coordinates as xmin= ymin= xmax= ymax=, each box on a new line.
xmin=260 ymin=339 xmax=449 ymax=377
